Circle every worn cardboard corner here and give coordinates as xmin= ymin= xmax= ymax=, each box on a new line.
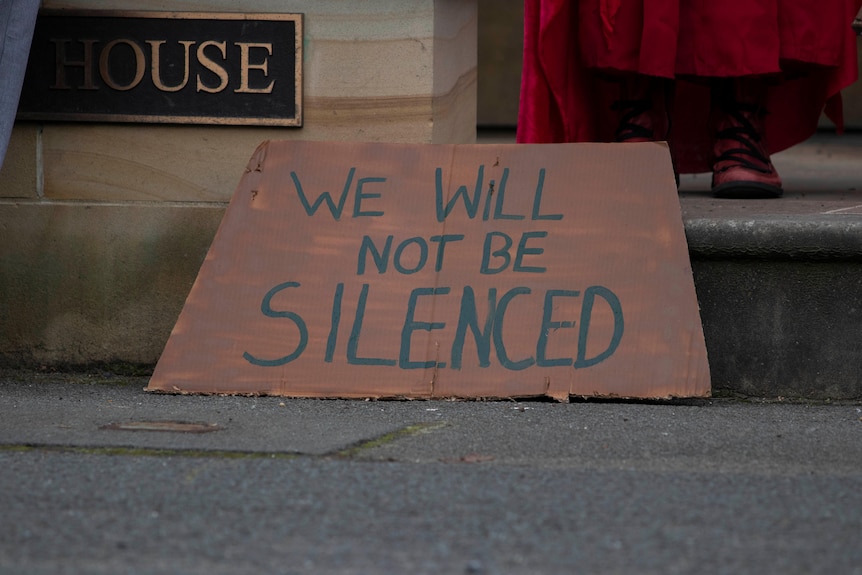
xmin=148 ymin=140 xmax=710 ymax=400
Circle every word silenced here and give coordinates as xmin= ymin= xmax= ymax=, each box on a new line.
xmin=242 ymin=282 xmax=624 ymax=371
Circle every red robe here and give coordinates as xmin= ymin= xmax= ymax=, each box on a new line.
xmin=517 ymin=0 xmax=862 ymax=173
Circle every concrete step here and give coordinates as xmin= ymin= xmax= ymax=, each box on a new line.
xmin=680 ymin=132 xmax=862 ymax=399
xmin=1 ymin=132 xmax=857 ymax=400
xmin=480 ymin=129 xmax=862 ymax=399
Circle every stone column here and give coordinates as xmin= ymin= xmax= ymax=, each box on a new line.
xmin=0 ymin=0 xmax=478 ymax=366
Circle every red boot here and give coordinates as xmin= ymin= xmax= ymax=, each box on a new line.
xmin=710 ymin=78 xmax=783 ymax=199
xmin=612 ymin=75 xmax=678 ymax=185
xmin=612 ymin=75 xmax=672 ymax=143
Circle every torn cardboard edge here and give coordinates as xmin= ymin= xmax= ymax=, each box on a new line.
xmin=144 ymin=382 xmax=707 ymax=403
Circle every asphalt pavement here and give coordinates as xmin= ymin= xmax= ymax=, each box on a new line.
xmin=1 ymin=368 xmax=861 ymax=574
xmin=3 ymin=132 xmax=862 ymax=574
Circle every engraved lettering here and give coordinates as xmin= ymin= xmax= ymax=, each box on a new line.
xmin=50 ymin=38 xmax=97 ymax=90
xmin=99 ymin=38 xmax=145 ymax=91
xmin=148 ymin=40 xmax=194 ymax=92
xmin=235 ymin=42 xmax=275 ymax=94
xmin=196 ymin=40 xmax=229 ymax=93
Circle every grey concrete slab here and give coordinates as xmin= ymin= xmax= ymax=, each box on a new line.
xmin=680 ymin=132 xmax=862 ymax=208
xmin=1 ymin=370 xmax=862 ymax=575
xmin=2 ymin=370 xmax=861 ymax=474
xmin=480 ymin=129 xmax=862 ymax=216
xmin=679 ymin=134 xmax=862 ymax=257
xmin=2 ymin=450 xmax=862 ymax=575
xmin=480 ymin=130 xmax=862 ymax=243
xmin=351 ymin=400 xmax=862 ymax=474
xmin=0 ymin=371 xmax=431 ymax=455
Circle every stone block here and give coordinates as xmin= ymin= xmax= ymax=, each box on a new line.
xmin=821 ymin=37 xmax=862 ymax=129
xmin=686 ymin=212 xmax=862 ymax=400
xmin=0 ymin=0 xmax=479 ymax=367
xmin=694 ymin=259 xmax=862 ymax=400
xmin=0 ymin=202 xmax=223 ymax=365
xmin=24 ymin=0 xmax=477 ymax=202
xmin=0 ymin=123 xmax=39 ymax=198
xmin=42 ymin=124 xmax=265 ymax=202
xmin=477 ymin=0 xmax=522 ymax=127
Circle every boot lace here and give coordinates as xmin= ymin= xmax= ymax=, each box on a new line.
xmin=713 ymin=103 xmax=773 ymax=175
xmin=611 ymin=99 xmax=655 ymax=141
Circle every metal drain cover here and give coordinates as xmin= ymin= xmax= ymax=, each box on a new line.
xmin=101 ymin=421 xmax=220 ymax=433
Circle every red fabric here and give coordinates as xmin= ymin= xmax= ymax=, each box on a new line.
xmin=517 ymin=0 xmax=862 ymax=173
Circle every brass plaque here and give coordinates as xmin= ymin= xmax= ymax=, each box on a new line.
xmin=18 ymin=11 xmax=302 ymax=126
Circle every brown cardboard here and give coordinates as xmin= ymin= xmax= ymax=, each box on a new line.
xmin=147 ymin=141 xmax=710 ymax=400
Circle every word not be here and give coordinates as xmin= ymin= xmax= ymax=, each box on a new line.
xmin=356 ymin=232 xmax=550 ymax=275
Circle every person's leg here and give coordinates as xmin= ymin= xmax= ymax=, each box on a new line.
xmin=710 ymin=77 xmax=783 ymax=198
xmin=0 ymin=0 xmax=40 ymax=170
xmin=612 ymin=75 xmax=673 ymax=143
xmin=611 ymin=74 xmax=680 ymax=185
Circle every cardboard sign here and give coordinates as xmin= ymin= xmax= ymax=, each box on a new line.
xmin=148 ymin=141 xmax=710 ymax=400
